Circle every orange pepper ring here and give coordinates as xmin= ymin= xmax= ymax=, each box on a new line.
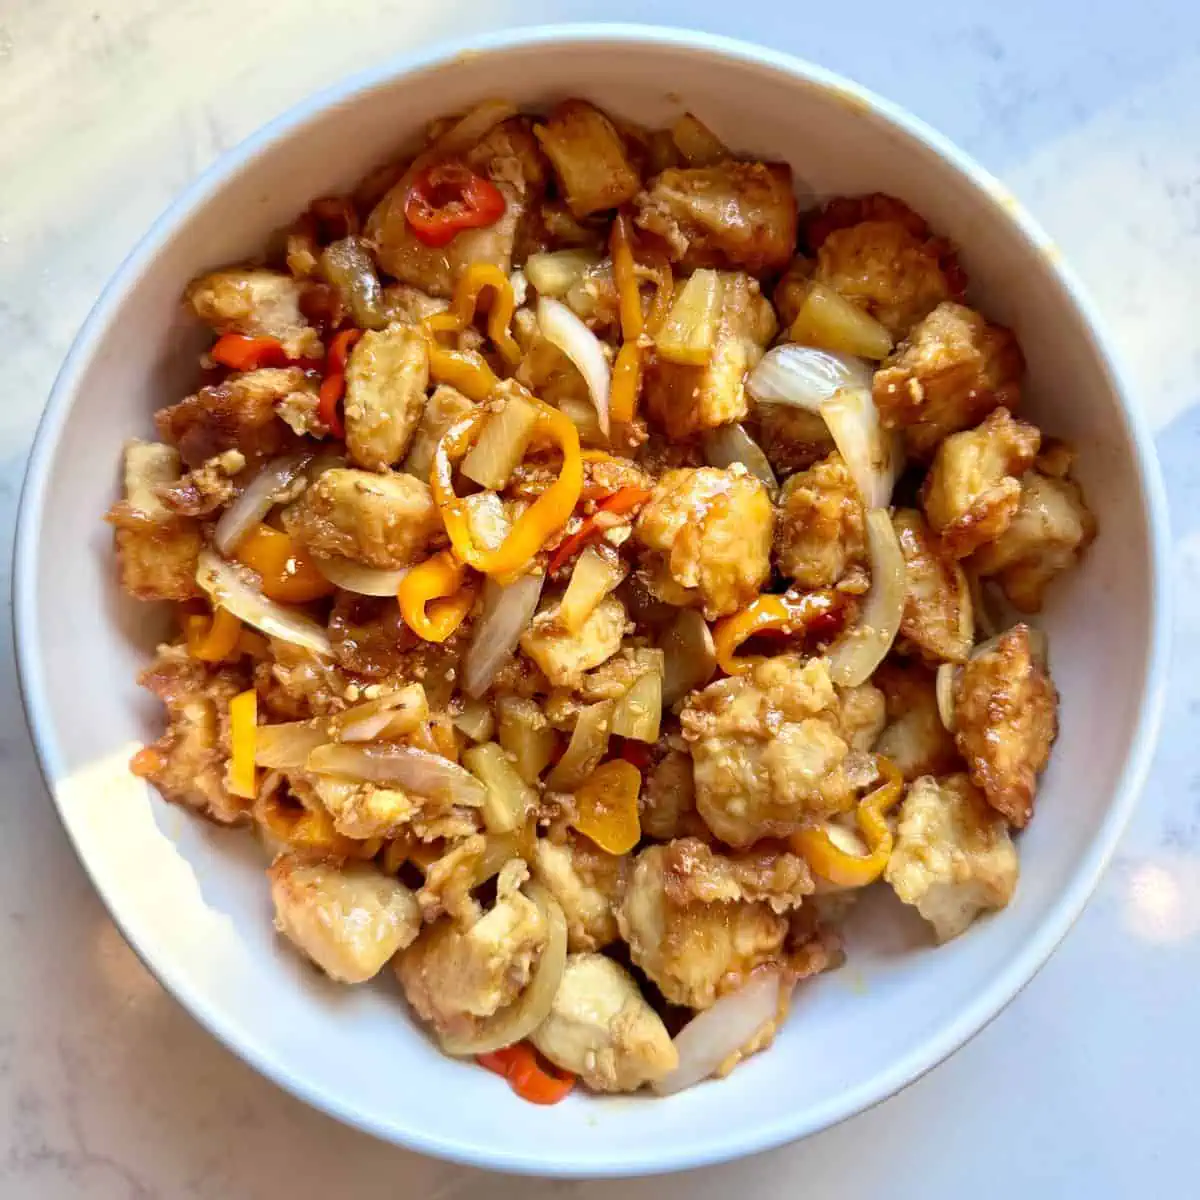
xmin=712 ymin=590 xmax=842 ymax=676
xmin=425 ymin=263 xmax=521 ymax=366
xmin=187 ymin=607 xmax=242 ymax=662
xmin=397 ymin=550 xmax=478 ymax=643
xmin=432 ymin=401 xmax=583 ymax=579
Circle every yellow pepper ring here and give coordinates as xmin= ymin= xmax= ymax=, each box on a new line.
xmin=432 ymin=400 xmax=584 ymax=579
xmin=424 ymin=333 xmax=501 ymax=402
xmin=398 ymin=550 xmax=478 ymax=643
xmin=187 ymin=607 xmax=242 ymax=663
xmin=425 ymin=262 xmax=521 ymax=366
xmin=228 ymin=688 xmax=258 ymax=800
xmin=611 ymin=214 xmax=644 ymax=342
xmin=790 ymin=756 xmax=905 ymax=888
xmin=712 ymin=590 xmax=843 ymax=676
xmin=610 ymin=339 xmax=643 ymax=426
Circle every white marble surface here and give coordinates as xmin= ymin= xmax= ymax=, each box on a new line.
xmin=2 ymin=0 xmax=1198 ymax=1195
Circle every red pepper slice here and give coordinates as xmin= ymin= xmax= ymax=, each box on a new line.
xmin=547 ymin=484 xmax=652 ymax=574
xmin=316 ymin=328 xmax=362 ymax=439
xmin=477 ymin=1043 xmax=575 ymax=1105
xmin=209 ymin=334 xmax=292 ymax=371
xmin=404 ymin=161 xmax=507 ymax=249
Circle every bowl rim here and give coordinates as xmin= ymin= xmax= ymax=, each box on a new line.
xmin=13 ymin=21 xmax=1171 ymax=1178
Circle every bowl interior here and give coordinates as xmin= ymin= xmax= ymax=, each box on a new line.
xmin=16 ymin=30 xmax=1162 ymax=1176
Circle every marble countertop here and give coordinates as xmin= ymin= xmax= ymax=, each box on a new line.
xmin=2 ymin=1 xmax=1197 ymax=1195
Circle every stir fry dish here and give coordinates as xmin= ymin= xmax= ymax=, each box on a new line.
xmin=111 ymin=99 xmax=1096 ymax=1100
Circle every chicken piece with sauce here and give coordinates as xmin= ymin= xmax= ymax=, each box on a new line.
xmin=954 ymin=624 xmax=1058 ymax=828
xmin=884 ymin=774 xmax=1018 ymax=942
xmin=969 ymin=469 xmax=1095 ymax=612
xmin=282 ymin=467 xmax=442 ymax=569
xmin=186 ymin=267 xmax=322 ymax=360
xmin=617 ymin=838 xmax=815 ymax=1010
xmin=774 ymin=451 xmax=866 ymax=589
xmin=873 ymin=302 xmax=1024 ymax=458
xmin=681 ymin=655 xmax=856 ymax=847
xmin=634 ymin=161 xmax=797 ymax=274
xmin=269 ymin=853 xmax=421 ymax=983
xmin=921 ymin=408 xmax=1042 ymax=559
xmin=343 ymin=324 xmax=429 ymax=470
xmin=531 ymin=953 xmax=678 ymax=1092
xmin=396 ymin=861 xmax=549 ymax=1044
xmin=531 ymin=833 xmax=628 ymax=952
xmin=892 ymin=507 xmax=974 ymax=663
xmin=873 ymin=660 xmax=962 ymax=781
xmin=635 ymin=466 xmax=773 ymax=619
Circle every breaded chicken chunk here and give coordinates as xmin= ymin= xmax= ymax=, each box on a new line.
xmin=808 ymin=194 xmax=962 ymax=339
xmin=532 ymin=954 xmax=677 ymax=1092
xmin=635 ymin=161 xmax=797 ymax=274
xmin=269 ymin=854 xmax=420 ymax=983
xmin=520 ymin=594 xmax=628 ymax=689
xmin=344 ymin=324 xmax=429 ymax=470
xmin=397 ymin=861 xmax=549 ymax=1042
xmin=970 ymin=470 xmax=1095 ymax=612
xmin=681 ymin=655 xmax=855 ymax=847
xmin=282 ymin=468 xmax=441 ymax=569
xmin=954 ymin=624 xmax=1057 ymax=827
xmin=873 ymin=660 xmax=961 ymax=781
xmin=531 ymin=834 xmax=628 ymax=952
xmin=892 ymin=507 xmax=974 ymax=663
xmin=134 ymin=645 xmax=248 ymax=823
xmin=640 ymin=744 xmax=704 ymax=841
xmin=643 ymin=271 xmax=777 ymax=437
xmin=636 ymin=466 xmax=773 ymax=618
xmin=921 ymin=408 xmax=1041 ymax=558
xmin=186 ymin=267 xmax=321 ymax=359
xmin=618 ymin=839 xmax=813 ymax=1009
xmin=873 ymin=302 xmax=1024 ymax=458
xmin=774 ymin=452 xmax=866 ymax=588
xmin=884 ymin=774 xmax=1018 ymax=942
xmin=534 ymin=100 xmax=641 ymax=217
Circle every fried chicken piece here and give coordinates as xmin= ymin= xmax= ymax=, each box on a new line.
xmin=635 ymin=466 xmax=773 ymax=619
xmin=344 ymin=324 xmax=429 ymax=470
xmin=892 ymin=507 xmax=974 ymax=663
xmin=921 ymin=408 xmax=1041 ymax=558
xmin=953 ymin=624 xmax=1057 ymax=827
xmin=269 ymin=854 xmax=420 ymax=983
xmin=635 ymin=161 xmax=797 ymax=274
xmin=873 ymin=302 xmax=1024 ymax=458
xmin=531 ymin=833 xmax=627 ymax=952
xmin=774 ymin=452 xmax=866 ymax=588
xmin=884 ymin=774 xmax=1018 ymax=942
xmin=186 ymin=267 xmax=321 ymax=359
xmin=617 ymin=839 xmax=813 ymax=1010
xmin=534 ymin=100 xmax=641 ymax=217
xmin=872 ymin=660 xmax=961 ymax=781
xmin=532 ymin=954 xmax=677 ymax=1092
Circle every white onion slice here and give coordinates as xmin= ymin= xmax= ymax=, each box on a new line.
xmin=936 ymin=663 xmax=959 ymax=732
xmin=747 ymin=344 xmax=872 ymax=410
xmin=659 ymin=609 xmax=717 ymax=707
xmin=653 ymin=971 xmax=784 ymax=1096
xmin=307 ymin=743 xmax=486 ymax=807
xmin=195 ymin=550 xmax=332 ymax=658
xmin=537 ymin=296 xmax=611 ymax=435
xmin=746 ymin=344 xmax=898 ymax=508
xmin=464 ymin=572 xmax=545 ymax=698
xmin=427 ymin=99 xmax=518 ymax=162
xmin=827 ymin=510 xmax=907 ymax=687
xmin=312 ymin=554 xmax=409 ymax=597
xmin=701 ymin=424 xmax=778 ymax=493
xmin=255 ymin=720 xmax=326 ymax=770
xmin=213 ymin=453 xmax=309 ymax=555
xmin=441 ymin=882 xmax=568 ymax=1056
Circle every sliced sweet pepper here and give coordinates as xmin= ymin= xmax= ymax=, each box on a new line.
xmin=397 ymin=550 xmax=478 ymax=643
xmin=404 ymin=161 xmax=507 ymax=248
xmin=228 ymin=688 xmax=258 ymax=800
xmin=477 ymin=1042 xmax=575 ymax=1105
xmin=546 ymin=484 xmax=652 ymax=574
xmin=185 ymin=607 xmax=242 ymax=663
xmin=234 ymin=523 xmax=335 ymax=604
xmin=712 ymin=589 xmax=843 ymax=676
xmin=425 ymin=262 xmax=521 ymax=365
xmin=571 ymin=758 xmax=642 ymax=855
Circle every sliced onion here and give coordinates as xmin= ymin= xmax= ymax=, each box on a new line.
xmin=335 ymin=686 xmax=429 ymax=743
xmin=464 ymin=572 xmax=545 ymax=698
xmin=660 ymin=609 xmax=718 ymax=706
xmin=537 ymin=296 xmax=610 ymax=435
xmin=196 ymin=550 xmax=332 ymax=657
xmin=525 ymin=250 xmax=599 ymax=297
xmin=213 ymin=453 xmax=310 ymax=555
xmin=255 ymin=720 xmax=326 ymax=770
xmin=936 ymin=663 xmax=959 ymax=732
xmin=312 ymin=554 xmax=409 ymax=597
xmin=747 ymin=344 xmax=872 ymax=410
xmin=653 ymin=971 xmax=784 ymax=1096
xmin=820 ymin=389 xmax=901 ymax=510
xmin=971 ymin=625 xmax=1048 ymax=665
xmin=827 ymin=510 xmax=907 ymax=687
xmin=747 ymin=344 xmax=899 ymax=508
xmin=307 ymin=743 xmax=486 ymax=807
xmin=702 ymin=423 xmax=778 ymax=493
xmin=440 ymin=881 xmax=568 ymax=1056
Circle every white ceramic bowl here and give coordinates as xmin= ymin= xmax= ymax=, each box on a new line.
xmin=15 ymin=24 xmax=1169 ymax=1178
